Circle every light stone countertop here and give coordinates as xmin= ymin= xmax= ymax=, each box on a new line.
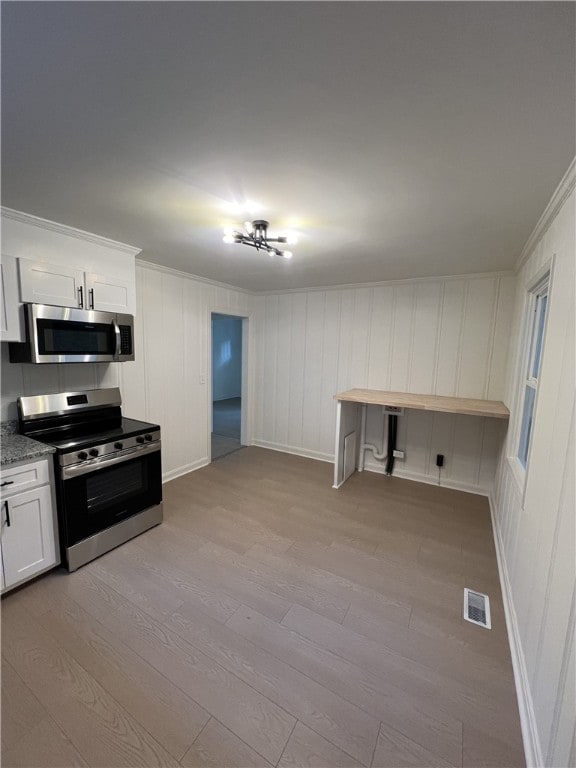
xmin=1 ymin=422 xmax=56 ymax=467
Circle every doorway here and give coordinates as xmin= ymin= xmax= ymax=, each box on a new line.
xmin=211 ymin=313 xmax=244 ymax=460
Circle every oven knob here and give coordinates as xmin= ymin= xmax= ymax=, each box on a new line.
xmin=145 ymin=434 xmax=153 ymax=442
xmin=114 ymin=442 xmax=123 ymax=450
xmin=89 ymin=449 xmax=99 ymax=457
xmin=136 ymin=436 xmax=145 ymax=444
xmin=78 ymin=451 xmax=88 ymax=460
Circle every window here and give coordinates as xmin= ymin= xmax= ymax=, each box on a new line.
xmin=517 ymin=277 xmax=549 ymax=469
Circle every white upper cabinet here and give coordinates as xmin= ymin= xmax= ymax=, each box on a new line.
xmin=19 ymin=258 xmax=85 ymax=308
xmin=0 ymin=254 xmax=24 ymax=341
xmin=85 ymin=272 xmax=133 ymax=314
xmin=1 ymin=208 xmax=140 ymax=316
xmin=18 ymin=259 xmax=134 ymax=315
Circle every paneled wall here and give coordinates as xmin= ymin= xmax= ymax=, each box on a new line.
xmin=491 ymin=171 xmax=575 ymax=767
xmin=1 ymin=263 xmax=254 ymax=481
xmin=253 ymin=274 xmax=514 ymax=493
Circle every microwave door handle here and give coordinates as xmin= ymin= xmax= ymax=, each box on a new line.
xmin=112 ymin=320 xmax=121 ymax=360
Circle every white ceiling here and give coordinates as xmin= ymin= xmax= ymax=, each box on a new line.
xmin=2 ymin=2 xmax=574 ymax=292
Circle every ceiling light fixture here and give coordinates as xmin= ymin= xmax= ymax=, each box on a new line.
xmin=223 ymin=220 xmax=295 ymax=260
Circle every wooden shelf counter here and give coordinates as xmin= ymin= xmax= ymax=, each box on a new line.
xmin=332 ymin=388 xmax=509 ymax=489
xmin=334 ymin=389 xmax=509 ymax=420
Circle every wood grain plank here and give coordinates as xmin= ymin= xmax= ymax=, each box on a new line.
xmin=282 ymin=604 xmax=519 ymax=746
xmin=36 ymin=598 xmax=210 ymax=761
xmin=133 ymin=524 xmax=294 ymax=621
xmin=63 ymin=568 xmax=295 ymax=765
xmin=462 ymin=723 xmax=525 ymax=768
xmin=197 ymin=540 xmax=351 ymax=623
xmin=1 ymin=659 xmax=47 ymax=753
xmin=120 ymin=539 xmax=242 ymax=623
xmin=227 ymin=604 xmax=462 ymax=767
xmin=372 ymin=722 xmax=455 ymax=768
xmin=2 ymin=599 xmax=180 ymax=767
xmin=278 ymin=722 xmax=360 ymax=767
xmin=246 ymin=544 xmax=411 ymax=627
xmin=1 ymin=717 xmax=89 ymax=768
xmin=166 ymin=602 xmax=380 ymax=766
xmin=181 ymin=718 xmax=273 ymax=767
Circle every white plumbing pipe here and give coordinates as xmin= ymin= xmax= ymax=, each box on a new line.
xmin=359 ymin=404 xmax=387 ymax=470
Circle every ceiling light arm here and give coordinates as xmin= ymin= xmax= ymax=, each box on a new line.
xmin=223 ymin=219 xmax=294 ymax=260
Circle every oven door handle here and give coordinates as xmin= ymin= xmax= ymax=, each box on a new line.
xmin=62 ymin=441 xmax=161 ymax=479
xmin=112 ymin=319 xmax=122 ymax=360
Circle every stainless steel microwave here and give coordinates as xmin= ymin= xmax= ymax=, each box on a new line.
xmin=9 ymin=304 xmax=135 ymax=364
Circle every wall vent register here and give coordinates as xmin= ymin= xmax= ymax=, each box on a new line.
xmin=464 ymin=588 xmax=491 ymax=629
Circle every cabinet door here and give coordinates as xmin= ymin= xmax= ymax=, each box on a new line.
xmin=0 ymin=254 xmax=24 ymax=341
xmin=19 ymin=258 xmax=85 ymax=308
xmin=1 ymin=458 xmax=50 ymax=499
xmin=1 ymin=485 xmax=59 ymax=589
xmin=85 ymin=272 xmax=133 ymax=314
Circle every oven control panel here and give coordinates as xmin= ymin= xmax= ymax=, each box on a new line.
xmin=60 ymin=430 xmax=161 ymax=468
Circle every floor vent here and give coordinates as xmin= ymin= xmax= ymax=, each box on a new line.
xmin=464 ymin=588 xmax=491 ymax=629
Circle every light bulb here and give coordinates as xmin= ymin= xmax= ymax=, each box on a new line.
xmin=244 ymin=221 xmax=254 ymax=233
xmin=281 ymin=251 xmax=293 ymax=260
xmin=223 ymin=234 xmax=235 ymax=244
xmin=286 ymin=233 xmax=298 ymax=245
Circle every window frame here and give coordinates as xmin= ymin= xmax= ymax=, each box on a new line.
xmin=511 ymin=269 xmax=550 ymax=485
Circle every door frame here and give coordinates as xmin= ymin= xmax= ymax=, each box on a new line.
xmin=207 ymin=309 xmax=251 ymax=462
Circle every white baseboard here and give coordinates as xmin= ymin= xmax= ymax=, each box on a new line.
xmin=364 ymin=459 xmax=489 ymax=496
xmin=162 ymin=457 xmax=209 ymax=483
xmin=251 ymin=440 xmax=333 ymax=464
xmin=251 ymin=440 xmax=489 ymax=496
xmin=489 ymin=493 xmax=543 ymax=768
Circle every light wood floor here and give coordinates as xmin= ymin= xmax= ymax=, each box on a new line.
xmin=1 ymin=447 xmax=525 ymax=768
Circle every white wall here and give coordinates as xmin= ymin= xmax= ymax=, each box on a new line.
xmin=491 ymin=164 xmax=575 ymax=768
xmin=253 ymin=273 xmax=515 ymax=493
xmin=212 ymin=314 xmax=242 ymax=401
xmin=1 ymin=262 xmax=255 ymax=481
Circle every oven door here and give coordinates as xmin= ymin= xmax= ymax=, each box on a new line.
xmin=60 ymin=444 xmax=162 ymax=547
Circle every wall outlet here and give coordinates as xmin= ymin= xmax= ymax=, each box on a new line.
xmin=384 ymin=406 xmax=404 ymax=416
xmin=392 ymin=449 xmax=405 ymax=459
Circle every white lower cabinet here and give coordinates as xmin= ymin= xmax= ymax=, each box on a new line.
xmin=1 ymin=458 xmax=60 ymax=592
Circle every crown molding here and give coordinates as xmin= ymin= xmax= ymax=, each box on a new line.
xmin=137 ymin=260 xmax=514 ymax=297
xmin=256 ymin=270 xmax=515 ymax=296
xmin=1 ymin=207 xmax=142 ymax=257
xmin=515 ymin=158 xmax=576 ymax=272
xmin=136 ymin=258 xmax=255 ymax=295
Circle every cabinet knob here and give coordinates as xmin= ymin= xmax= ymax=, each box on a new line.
xmin=0 ymin=481 xmax=14 ymax=487
xmin=4 ymin=500 xmax=10 ymax=527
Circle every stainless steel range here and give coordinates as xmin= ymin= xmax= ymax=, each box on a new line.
xmin=17 ymin=388 xmax=163 ymax=571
